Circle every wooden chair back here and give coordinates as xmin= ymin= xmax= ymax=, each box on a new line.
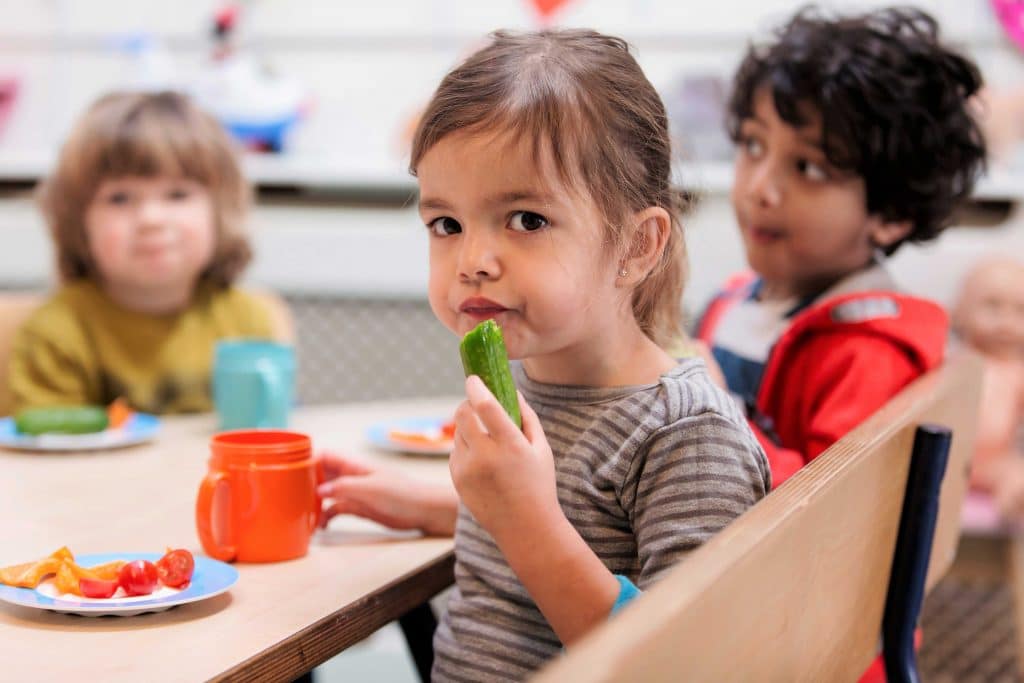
xmin=533 ymin=353 xmax=983 ymax=682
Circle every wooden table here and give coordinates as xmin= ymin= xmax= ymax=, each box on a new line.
xmin=0 ymin=399 xmax=458 ymax=682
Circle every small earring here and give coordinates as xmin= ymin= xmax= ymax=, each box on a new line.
xmin=619 ymin=268 xmax=628 ymax=277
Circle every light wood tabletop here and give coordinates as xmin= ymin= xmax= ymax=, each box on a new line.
xmin=0 ymin=399 xmax=458 ymax=682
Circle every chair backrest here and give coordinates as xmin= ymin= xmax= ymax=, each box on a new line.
xmin=0 ymin=292 xmax=43 ymax=416
xmin=532 ymin=353 xmax=983 ymax=682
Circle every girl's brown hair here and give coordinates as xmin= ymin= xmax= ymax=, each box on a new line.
xmin=410 ymin=29 xmax=688 ymax=347
xmin=39 ymin=90 xmax=253 ymax=288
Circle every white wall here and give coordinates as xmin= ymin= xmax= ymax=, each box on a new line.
xmin=0 ymin=1 xmax=1015 ymax=172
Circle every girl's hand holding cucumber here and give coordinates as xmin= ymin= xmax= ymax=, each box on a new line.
xmin=450 ymin=376 xmax=560 ymax=542
xmin=452 ymin=321 xmax=561 ymax=544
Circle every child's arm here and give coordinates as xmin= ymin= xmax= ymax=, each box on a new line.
xmin=582 ymin=417 xmax=770 ymax=616
xmin=630 ymin=413 xmax=769 ymax=585
xmin=317 ymin=453 xmax=458 ymax=536
xmin=7 ymin=317 xmax=95 ymax=413
xmin=451 ymin=376 xmax=620 ymax=645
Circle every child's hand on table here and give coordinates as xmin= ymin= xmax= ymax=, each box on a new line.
xmin=450 ymin=375 xmax=563 ymax=544
xmin=317 ymin=452 xmax=458 ymax=537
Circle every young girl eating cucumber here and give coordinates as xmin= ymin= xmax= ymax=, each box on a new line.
xmin=318 ymin=29 xmax=769 ymax=680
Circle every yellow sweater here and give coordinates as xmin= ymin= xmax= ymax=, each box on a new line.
xmin=8 ymin=280 xmax=274 ymax=414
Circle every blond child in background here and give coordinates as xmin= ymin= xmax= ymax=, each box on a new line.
xmin=8 ymin=91 xmax=287 ymax=414
xmin=317 ymin=29 xmax=770 ymax=681
xmin=953 ymin=257 xmax=1024 ymax=518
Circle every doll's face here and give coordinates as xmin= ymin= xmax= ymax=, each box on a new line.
xmin=954 ymin=260 xmax=1024 ymax=361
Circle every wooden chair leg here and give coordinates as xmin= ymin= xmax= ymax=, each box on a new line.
xmin=883 ymin=424 xmax=952 ymax=683
xmin=398 ymin=601 xmax=438 ymax=683
xmin=1006 ymin=535 xmax=1024 ymax=678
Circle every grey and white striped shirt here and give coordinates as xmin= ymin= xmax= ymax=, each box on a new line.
xmin=432 ymin=358 xmax=770 ymax=682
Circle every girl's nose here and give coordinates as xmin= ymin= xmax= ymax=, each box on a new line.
xmin=746 ymin=162 xmax=783 ymax=209
xmin=457 ymin=230 xmax=501 ymax=282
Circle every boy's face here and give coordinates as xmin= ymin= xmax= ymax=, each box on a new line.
xmin=417 ymin=128 xmax=632 ymax=381
xmin=731 ymin=88 xmax=903 ymax=299
xmin=85 ymin=175 xmax=216 ymax=300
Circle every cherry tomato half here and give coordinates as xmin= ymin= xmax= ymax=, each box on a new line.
xmin=118 ymin=560 xmax=158 ymax=596
xmin=156 ymin=549 xmax=194 ymax=588
xmin=79 ymin=577 xmax=119 ymax=599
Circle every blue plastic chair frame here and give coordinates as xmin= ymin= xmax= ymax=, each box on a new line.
xmin=882 ymin=424 xmax=952 ymax=683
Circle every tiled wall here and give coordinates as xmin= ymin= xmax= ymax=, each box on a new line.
xmin=288 ymin=295 xmax=464 ymax=403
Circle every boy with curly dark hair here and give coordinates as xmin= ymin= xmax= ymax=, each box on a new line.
xmin=697 ymin=6 xmax=987 ymax=489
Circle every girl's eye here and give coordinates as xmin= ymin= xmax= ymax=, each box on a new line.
xmin=509 ymin=211 xmax=548 ymax=232
xmin=741 ymin=136 xmax=764 ymax=159
xmin=797 ymin=159 xmax=829 ymax=182
xmin=106 ymin=191 xmax=131 ymax=205
xmin=427 ymin=216 xmax=462 ymax=236
xmin=167 ymin=188 xmax=191 ymax=201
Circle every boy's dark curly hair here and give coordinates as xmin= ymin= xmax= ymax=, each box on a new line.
xmin=726 ymin=5 xmax=987 ymax=254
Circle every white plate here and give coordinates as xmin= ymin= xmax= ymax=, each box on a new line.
xmin=0 ymin=552 xmax=238 ymax=617
xmin=366 ymin=416 xmax=453 ymax=456
xmin=0 ymin=413 xmax=160 ymax=452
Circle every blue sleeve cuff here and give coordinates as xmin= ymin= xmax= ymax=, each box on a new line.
xmin=611 ymin=575 xmax=642 ymax=614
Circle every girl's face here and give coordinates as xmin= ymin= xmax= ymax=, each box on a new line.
xmin=417 ymin=128 xmax=633 ymax=384
xmin=85 ymin=175 xmax=216 ymax=301
xmin=731 ymin=88 xmax=900 ymax=300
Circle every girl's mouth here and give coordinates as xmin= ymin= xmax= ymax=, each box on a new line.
xmin=459 ymin=297 xmax=509 ymax=322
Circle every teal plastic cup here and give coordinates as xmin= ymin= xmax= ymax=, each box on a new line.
xmin=213 ymin=340 xmax=296 ymax=430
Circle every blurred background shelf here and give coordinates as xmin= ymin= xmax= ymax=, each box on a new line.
xmin=1 ymin=152 xmax=1022 ymax=203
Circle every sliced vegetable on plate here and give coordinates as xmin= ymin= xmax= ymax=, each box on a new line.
xmin=14 ymin=406 xmax=109 ymax=435
xmin=0 ymin=546 xmax=193 ymax=599
xmin=0 ymin=549 xmax=235 ymax=617
xmin=388 ymin=420 xmax=456 ymax=448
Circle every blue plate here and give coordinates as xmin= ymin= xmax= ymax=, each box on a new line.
xmin=0 ymin=552 xmax=238 ymax=617
xmin=0 ymin=413 xmax=160 ymax=452
xmin=366 ymin=416 xmax=453 ymax=456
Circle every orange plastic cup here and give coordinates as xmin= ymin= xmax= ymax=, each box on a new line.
xmin=195 ymin=430 xmax=323 ymax=563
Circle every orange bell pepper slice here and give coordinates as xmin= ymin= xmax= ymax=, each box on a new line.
xmin=55 ymin=558 xmax=128 ymax=595
xmin=81 ymin=560 xmax=126 ymax=581
xmin=54 ymin=561 xmax=81 ymax=596
xmin=107 ymin=398 xmax=133 ymax=429
xmin=0 ymin=547 xmax=74 ymax=588
xmin=389 ymin=421 xmax=456 ymax=447
xmin=389 ymin=430 xmax=444 ymax=446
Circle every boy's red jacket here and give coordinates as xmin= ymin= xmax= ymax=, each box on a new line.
xmin=698 ymin=276 xmax=948 ymax=488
